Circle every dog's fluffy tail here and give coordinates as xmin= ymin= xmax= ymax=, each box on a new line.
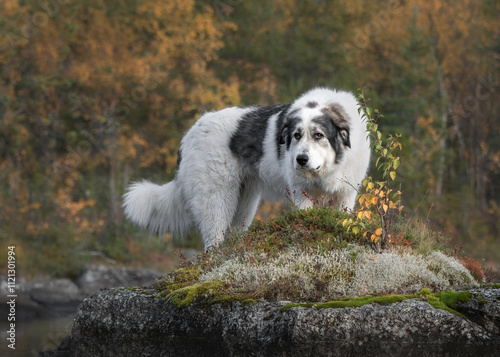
xmin=122 ymin=180 xmax=192 ymax=236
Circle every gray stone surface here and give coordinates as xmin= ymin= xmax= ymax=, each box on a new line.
xmin=75 ymin=264 xmax=161 ymax=295
xmin=0 ymin=265 xmax=162 ymax=319
xmin=455 ymin=287 xmax=500 ymax=335
xmin=61 ymin=287 xmax=500 ymax=357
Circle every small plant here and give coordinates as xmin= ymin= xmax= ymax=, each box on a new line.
xmin=459 ymin=256 xmax=485 ymax=283
xmin=343 ymin=90 xmax=403 ymax=249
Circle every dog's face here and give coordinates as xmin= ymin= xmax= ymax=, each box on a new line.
xmin=281 ymin=102 xmax=351 ymax=177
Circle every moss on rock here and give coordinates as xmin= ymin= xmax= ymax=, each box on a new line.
xmin=280 ymin=289 xmax=473 ymax=316
xmin=152 ymin=207 xmax=481 ymax=310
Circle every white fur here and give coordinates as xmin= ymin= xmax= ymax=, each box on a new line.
xmin=123 ymin=88 xmax=371 ymax=250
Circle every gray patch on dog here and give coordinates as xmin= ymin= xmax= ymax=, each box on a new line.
xmin=230 ymin=104 xmax=289 ymax=167
xmin=313 ymin=109 xmax=351 ymax=163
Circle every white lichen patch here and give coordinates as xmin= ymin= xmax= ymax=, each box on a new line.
xmin=199 ymin=246 xmax=479 ymax=301
xmin=426 ymin=251 xmax=477 ymax=288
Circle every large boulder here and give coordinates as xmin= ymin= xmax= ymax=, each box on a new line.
xmin=75 ymin=264 xmax=161 ymax=295
xmin=48 ymin=287 xmax=500 ymax=356
xmin=0 ymin=265 xmax=162 ymax=319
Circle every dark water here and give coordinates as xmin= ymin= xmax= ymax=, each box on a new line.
xmin=0 ymin=314 xmax=74 ymax=357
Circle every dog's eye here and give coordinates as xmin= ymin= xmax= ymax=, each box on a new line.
xmin=314 ymin=133 xmax=324 ymax=139
xmin=294 ymin=133 xmax=301 ymax=140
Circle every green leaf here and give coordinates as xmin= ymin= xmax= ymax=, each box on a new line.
xmin=393 ymin=157 xmax=400 ymax=170
xmin=390 ymin=171 xmax=396 ymax=181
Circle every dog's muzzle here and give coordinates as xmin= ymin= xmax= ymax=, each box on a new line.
xmin=296 ymin=154 xmax=320 ymax=171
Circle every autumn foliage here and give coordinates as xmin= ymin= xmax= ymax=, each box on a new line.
xmin=0 ymin=0 xmax=499 ymax=277
xmin=342 ymin=90 xmax=404 ymax=249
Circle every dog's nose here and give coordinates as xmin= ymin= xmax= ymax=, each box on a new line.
xmin=296 ymin=154 xmax=309 ymax=166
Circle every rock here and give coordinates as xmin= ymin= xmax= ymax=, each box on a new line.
xmin=455 ymin=287 xmax=500 ymax=335
xmin=49 ymin=287 xmax=500 ymax=357
xmin=0 ymin=278 xmax=85 ymax=318
xmin=0 ymin=265 xmax=162 ymax=319
xmin=37 ymin=335 xmax=72 ymax=357
xmin=27 ymin=279 xmax=85 ymax=315
xmin=75 ymin=265 xmax=161 ymax=295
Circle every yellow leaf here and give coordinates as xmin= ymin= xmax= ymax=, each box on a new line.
xmin=358 ymin=211 xmax=365 ymax=220
xmin=371 ymin=197 xmax=378 ymax=205
xmin=363 ymin=231 xmax=368 ymax=238
xmin=358 ymin=196 xmax=365 ymax=204
xmin=390 ymin=171 xmax=396 ymax=180
xmin=352 ymin=227 xmax=360 ymax=234
xmin=342 ymin=219 xmax=348 ymax=227
xmin=364 ymin=211 xmax=372 ymax=220
xmin=371 ymin=234 xmax=379 ymax=243
xmin=383 ymin=204 xmax=388 ymax=213
xmin=367 ymin=182 xmax=374 ymax=190
xmin=375 ymin=228 xmax=383 ymax=236
xmin=389 ymin=201 xmax=397 ymax=209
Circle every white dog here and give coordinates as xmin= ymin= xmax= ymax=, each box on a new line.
xmin=123 ymin=88 xmax=371 ymax=250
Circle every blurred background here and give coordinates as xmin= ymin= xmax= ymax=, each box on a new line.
xmin=1 ymin=0 xmax=499 ymax=280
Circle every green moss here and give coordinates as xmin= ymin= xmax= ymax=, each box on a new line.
xmin=280 ymin=293 xmax=414 ymax=312
xmin=316 ymin=294 xmax=414 ymax=309
xmin=153 ymin=267 xmax=202 ymax=294
xmin=484 ymin=283 xmax=500 ymax=289
xmin=242 ymin=299 xmax=257 ymax=306
xmin=162 ymin=279 xmax=260 ymax=308
xmin=279 ymin=289 xmax=474 ymax=316
xmin=433 ymin=290 xmax=472 ymax=309
xmin=416 ymin=288 xmax=432 ymax=297
xmin=165 ymin=280 xmax=225 ymax=308
xmin=419 ymin=290 xmax=471 ymax=317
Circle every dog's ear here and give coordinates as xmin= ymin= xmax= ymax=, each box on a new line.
xmin=323 ymin=104 xmax=351 ymax=148
xmin=279 ymin=124 xmax=288 ymax=145
xmin=339 ymin=128 xmax=351 ymax=148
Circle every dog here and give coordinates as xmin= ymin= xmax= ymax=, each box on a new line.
xmin=123 ymin=88 xmax=371 ymax=250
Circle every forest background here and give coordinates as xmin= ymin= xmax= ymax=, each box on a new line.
xmin=1 ymin=0 xmax=499 ymax=279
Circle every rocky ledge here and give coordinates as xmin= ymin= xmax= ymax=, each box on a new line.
xmin=43 ymin=287 xmax=500 ymax=357
xmin=0 ymin=265 xmax=161 ymax=319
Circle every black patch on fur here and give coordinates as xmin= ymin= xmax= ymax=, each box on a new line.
xmin=284 ymin=117 xmax=302 ymax=150
xmin=230 ymin=104 xmax=289 ymax=166
xmin=275 ymin=105 xmax=295 ymax=159
xmin=312 ymin=116 xmax=350 ymax=163
xmin=176 ymin=148 xmax=182 ymax=168
xmin=306 ymin=101 xmax=318 ymax=108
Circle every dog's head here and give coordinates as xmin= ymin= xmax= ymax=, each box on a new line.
xmin=280 ymin=99 xmax=351 ymax=175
